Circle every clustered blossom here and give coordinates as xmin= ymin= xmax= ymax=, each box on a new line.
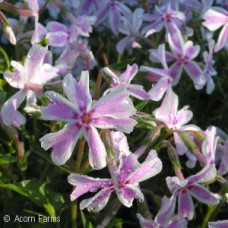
xmin=68 ymin=150 xmax=162 ymax=212
xmin=0 ymin=1 xmax=227 ymax=227
xmin=1 ymin=44 xmax=58 ymax=127
xmin=40 ymin=72 xmax=137 ymax=169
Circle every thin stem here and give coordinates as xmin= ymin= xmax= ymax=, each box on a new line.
xmin=75 ymin=137 xmax=86 ymax=172
xmin=71 ymin=201 xmax=77 ymax=228
xmin=94 ymin=71 xmax=103 ymax=100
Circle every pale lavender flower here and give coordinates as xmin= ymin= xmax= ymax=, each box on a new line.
xmin=137 ymin=213 xmax=187 ymax=228
xmin=166 ymin=164 xmax=221 ymax=220
xmin=103 ymin=64 xmax=149 ymax=100
xmin=25 ymin=0 xmax=45 ymax=44
xmin=166 ymin=26 xmax=205 ymax=89
xmin=142 ymin=3 xmax=186 ymax=37
xmin=202 ymin=126 xmax=219 ymax=165
xmin=68 ymin=150 xmax=162 ymax=211
xmin=40 ymin=73 xmax=137 ymax=169
xmin=116 ymin=8 xmax=144 ymax=55
xmin=203 ymin=8 xmax=228 ymax=52
xmin=208 ymin=220 xmax=228 ymax=228
xmin=140 ymin=44 xmax=173 ymax=101
xmin=1 ymin=44 xmax=58 ymax=128
xmin=153 ymin=87 xmax=200 ymax=155
xmin=95 ymin=1 xmax=132 ymax=35
xmin=203 ymin=40 xmax=217 ymax=94
xmin=46 ymin=15 xmax=96 ymax=47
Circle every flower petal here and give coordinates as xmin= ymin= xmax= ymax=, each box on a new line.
xmin=187 ymin=164 xmax=217 ymax=185
xmin=215 ymin=24 xmax=228 ymax=52
xmin=4 ymin=61 xmax=26 ymax=89
xmin=80 ymin=188 xmax=113 ymax=212
xmin=1 ymin=89 xmax=27 ymax=127
xmin=126 ymin=150 xmax=162 ymax=183
xmin=40 ymin=123 xmax=81 ymax=165
xmin=116 ymin=185 xmax=144 ymax=207
xmin=92 ymin=87 xmax=136 ymax=118
xmin=203 ymin=9 xmax=227 ymax=31
xmin=84 ymin=126 xmax=107 ymax=169
xmin=184 ymin=61 xmax=205 ymax=90
xmin=42 ymin=91 xmax=78 ymax=121
xmin=24 ymin=44 xmax=48 ymax=81
xmin=178 ymin=191 xmax=194 ymax=220
xmin=120 ymin=64 xmax=138 ymax=84
xmin=208 ymin=220 xmax=228 ymax=228
xmin=92 ymin=116 xmax=137 ymax=134
xmin=68 ymin=173 xmax=112 ymax=201
xmin=189 ymin=184 xmax=221 ymax=205
xmin=63 ymin=72 xmax=92 ymax=111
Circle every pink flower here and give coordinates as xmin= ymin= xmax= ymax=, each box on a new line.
xmin=166 ymin=26 xmax=205 ymax=89
xmin=68 ymin=150 xmax=162 ymax=212
xmin=203 ymin=8 xmax=228 ymax=52
xmin=1 ymin=44 xmax=58 ymax=128
xmin=153 ymin=87 xmax=200 ymax=155
xmin=40 ymin=72 xmax=137 ymax=169
xmin=166 ymin=164 xmax=221 ymax=220
xmin=103 ymin=64 xmax=149 ymax=100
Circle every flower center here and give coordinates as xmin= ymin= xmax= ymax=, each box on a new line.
xmin=81 ymin=113 xmax=91 ymax=124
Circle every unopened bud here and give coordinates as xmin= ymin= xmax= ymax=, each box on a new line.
xmin=4 ymin=25 xmax=16 ymax=45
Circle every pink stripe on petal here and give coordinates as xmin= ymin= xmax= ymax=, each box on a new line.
xmin=40 ymin=123 xmax=81 ymax=165
xmin=46 ymin=32 xmax=68 ymax=47
xmin=178 ymin=191 xmax=194 ymax=220
xmin=189 ymin=184 xmax=221 ymax=205
xmin=85 ymin=126 xmax=107 ymax=169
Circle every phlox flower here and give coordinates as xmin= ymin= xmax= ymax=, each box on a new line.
xmin=116 ymin=8 xmax=144 ymax=55
xmin=68 ymin=150 xmax=162 ymax=212
xmin=208 ymin=220 xmax=228 ymax=228
xmin=95 ymin=0 xmax=132 ymax=35
xmin=153 ymin=87 xmax=200 ymax=155
xmin=103 ymin=64 xmax=149 ymax=100
xmin=203 ymin=40 xmax=217 ymax=94
xmin=1 ymin=44 xmax=58 ymax=128
xmin=142 ymin=3 xmax=186 ymax=37
xmin=25 ymin=0 xmax=46 ymax=44
xmin=203 ymin=8 xmax=228 ymax=52
xmin=140 ymin=44 xmax=173 ymax=101
xmin=166 ymin=26 xmax=205 ymax=89
xmin=202 ymin=126 xmax=219 ymax=165
xmin=166 ymin=164 xmax=221 ymax=220
xmin=40 ymin=73 xmax=137 ymax=169
xmin=137 ymin=213 xmax=187 ymax=228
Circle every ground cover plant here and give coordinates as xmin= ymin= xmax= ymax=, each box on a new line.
xmin=0 ymin=0 xmax=228 ymax=227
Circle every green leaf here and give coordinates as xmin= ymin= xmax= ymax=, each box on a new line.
xmin=80 ymin=211 xmax=94 ymax=228
xmin=0 ymin=180 xmax=65 ymax=217
xmin=108 ymin=58 xmax=135 ymax=70
xmin=0 ymin=46 xmax=10 ymax=73
xmin=0 ymin=154 xmax=17 ymax=165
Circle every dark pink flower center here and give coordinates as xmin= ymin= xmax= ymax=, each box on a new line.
xmin=81 ymin=113 xmax=91 ymax=124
